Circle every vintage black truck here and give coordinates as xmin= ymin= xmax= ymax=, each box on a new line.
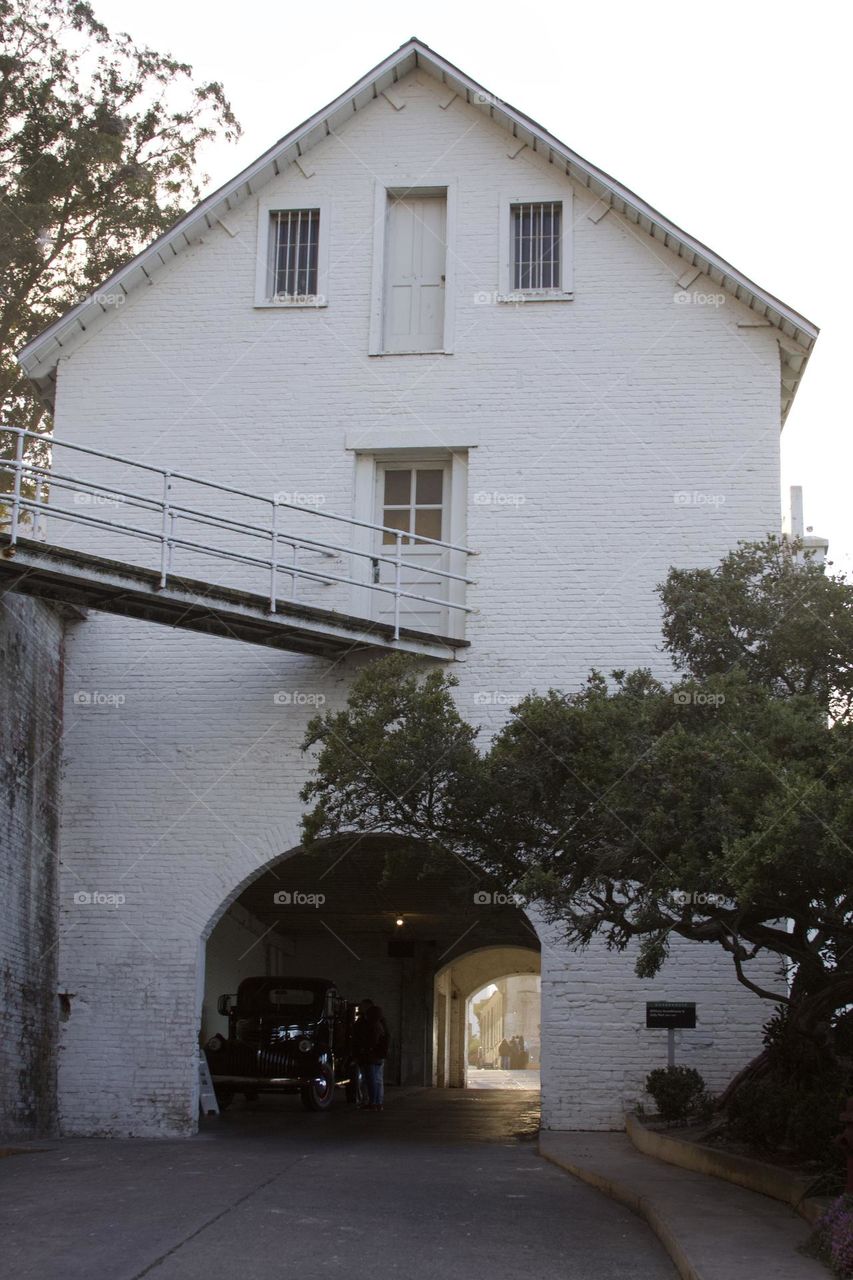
xmin=204 ymin=976 xmax=359 ymax=1111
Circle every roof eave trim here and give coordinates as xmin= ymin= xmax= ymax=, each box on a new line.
xmin=17 ymin=42 xmax=425 ymax=377
xmin=17 ymin=36 xmax=818 ymax=388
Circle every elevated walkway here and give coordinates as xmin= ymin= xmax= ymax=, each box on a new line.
xmin=0 ymin=536 xmax=467 ymax=659
xmin=0 ymin=427 xmax=474 ymax=660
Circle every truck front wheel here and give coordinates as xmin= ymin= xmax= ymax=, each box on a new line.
xmin=301 ymin=1064 xmax=335 ymax=1111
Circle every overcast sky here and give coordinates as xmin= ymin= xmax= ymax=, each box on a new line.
xmin=92 ymin=0 xmax=850 ymax=568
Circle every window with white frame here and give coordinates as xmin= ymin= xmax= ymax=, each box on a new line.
xmin=498 ymin=192 xmax=573 ymax=301
xmin=511 ymin=201 xmax=561 ymax=291
xmin=254 ymin=198 xmax=329 ymax=307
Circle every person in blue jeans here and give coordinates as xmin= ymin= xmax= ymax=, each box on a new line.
xmin=358 ymin=1003 xmax=390 ymax=1111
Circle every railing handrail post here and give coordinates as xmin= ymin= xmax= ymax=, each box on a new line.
xmin=393 ymin=531 xmax=403 ymax=640
xmin=167 ymin=510 xmax=177 ymax=581
xmin=159 ymin=470 xmax=172 ymax=589
xmin=269 ymin=498 xmax=278 ymax=614
xmin=8 ymin=427 xmax=25 ymax=547
xmin=34 ymin=477 xmax=45 ymax=540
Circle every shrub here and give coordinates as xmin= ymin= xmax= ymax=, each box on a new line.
xmin=728 ymin=1074 xmax=846 ymax=1168
xmin=726 ymin=1006 xmax=849 ymax=1167
xmin=811 ymin=1195 xmax=853 ymax=1278
xmin=645 ymin=1066 xmax=708 ymax=1123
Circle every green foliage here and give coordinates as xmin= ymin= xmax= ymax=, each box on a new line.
xmin=728 ymin=1076 xmax=844 ymax=1164
xmin=0 ymin=0 xmax=240 ymax=437
xmin=727 ymin=1007 xmax=849 ymax=1166
xmin=301 ymin=539 xmax=853 ymax=1044
xmin=660 ymin=535 xmax=853 ymax=719
xmin=645 ymin=1066 xmax=709 ymax=1124
xmin=300 ymin=653 xmax=482 ymax=851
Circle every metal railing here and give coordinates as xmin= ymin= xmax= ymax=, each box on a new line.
xmin=0 ymin=427 xmax=476 ymax=641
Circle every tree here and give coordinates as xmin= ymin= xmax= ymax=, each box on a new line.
xmin=0 ymin=0 xmax=240 ymax=440
xmin=301 ymin=655 xmax=481 ymax=850
xmin=660 ymin=535 xmax=853 ymax=718
xmin=301 ymin=539 xmax=853 ymax=1060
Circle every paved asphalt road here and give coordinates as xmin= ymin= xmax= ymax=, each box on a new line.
xmin=3 ymin=1089 xmax=675 ymax=1280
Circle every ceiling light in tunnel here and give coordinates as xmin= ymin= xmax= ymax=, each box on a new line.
xmin=395 ymin=916 xmax=405 ymax=927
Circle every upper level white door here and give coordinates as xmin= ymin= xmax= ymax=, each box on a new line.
xmin=374 ymin=463 xmax=450 ymax=635
xmin=383 ymin=195 xmax=446 ymax=353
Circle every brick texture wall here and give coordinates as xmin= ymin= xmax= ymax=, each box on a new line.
xmin=45 ymin=69 xmax=782 ymax=1135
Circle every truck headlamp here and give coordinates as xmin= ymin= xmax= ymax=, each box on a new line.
xmin=298 ymin=1038 xmax=312 ymax=1053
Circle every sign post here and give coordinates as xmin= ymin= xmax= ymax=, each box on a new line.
xmin=646 ymin=1002 xmax=696 ymax=1068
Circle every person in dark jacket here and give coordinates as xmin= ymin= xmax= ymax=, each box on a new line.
xmin=498 ymin=1037 xmax=511 ymax=1070
xmin=357 ymin=1003 xmax=390 ymax=1111
xmin=351 ymin=999 xmax=374 ymax=1106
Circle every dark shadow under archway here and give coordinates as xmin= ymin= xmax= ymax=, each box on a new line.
xmin=201 ymin=836 xmax=540 ymax=1102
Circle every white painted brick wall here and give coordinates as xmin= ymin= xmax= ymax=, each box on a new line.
xmin=48 ymin=70 xmax=781 ymax=1136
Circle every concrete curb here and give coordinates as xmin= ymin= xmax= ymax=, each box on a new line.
xmin=539 ymin=1135 xmax=703 ymax=1280
xmin=625 ymin=1112 xmax=828 ymax=1226
xmin=539 ymin=1129 xmax=828 ymax=1280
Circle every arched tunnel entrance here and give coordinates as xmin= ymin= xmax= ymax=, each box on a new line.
xmin=200 ymin=838 xmax=540 ymax=1114
xmin=433 ymin=949 xmax=541 ymax=1090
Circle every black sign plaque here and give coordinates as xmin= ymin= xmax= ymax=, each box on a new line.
xmin=646 ymin=1001 xmax=696 ymax=1029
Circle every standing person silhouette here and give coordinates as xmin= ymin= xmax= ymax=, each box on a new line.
xmin=358 ymin=1002 xmax=390 ymax=1111
xmin=351 ymin=998 xmax=374 ymax=1106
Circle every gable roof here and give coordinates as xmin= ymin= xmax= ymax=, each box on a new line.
xmin=19 ymin=37 xmax=817 ymax=419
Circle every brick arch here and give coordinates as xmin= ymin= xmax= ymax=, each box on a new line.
xmin=197 ymin=823 xmax=312 ymax=944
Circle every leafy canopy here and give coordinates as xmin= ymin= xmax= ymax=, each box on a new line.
xmin=660 ymin=535 xmax=853 ymax=716
xmin=302 ymin=538 xmax=853 ymax=1041
xmin=0 ymin=0 xmax=240 ymax=435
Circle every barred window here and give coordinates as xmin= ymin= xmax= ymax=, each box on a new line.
xmin=270 ymin=209 xmax=320 ymax=299
xmin=511 ymin=201 xmax=561 ymax=291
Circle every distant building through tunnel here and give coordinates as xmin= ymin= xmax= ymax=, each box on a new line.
xmin=469 ymin=974 xmax=541 ymax=1079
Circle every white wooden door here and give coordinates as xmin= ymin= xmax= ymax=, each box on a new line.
xmin=374 ymin=464 xmax=450 ymax=634
xmin=384 ymin=196 xmax=446 ymax=353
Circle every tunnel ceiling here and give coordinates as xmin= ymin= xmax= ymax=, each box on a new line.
xmin=233 ymin=840 xmax=539 ymax=960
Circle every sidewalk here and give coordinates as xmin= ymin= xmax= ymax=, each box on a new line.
xmin=466 ymin=1067 xmax=541 ymax=1090
xmin=540 ymin=1130 xmax=828 ymax=1280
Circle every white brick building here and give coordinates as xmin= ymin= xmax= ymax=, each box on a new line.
xmin=13 ymin=38 xmax=817 ymax=1138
